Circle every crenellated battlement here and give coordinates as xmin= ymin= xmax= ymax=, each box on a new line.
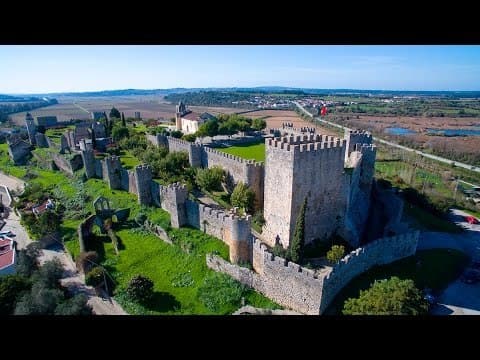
xmin=254 ymin=238 xmax=323 ymax=282
xmin=267 ymin=135 xmax=345 ymax=153
xmin=346 ymin=129 xmax=372 ymax=138
xmin=203 ymin=146 xmax=263 ymax=166
xmin=168 ymin=136 xmax=203 ymax=149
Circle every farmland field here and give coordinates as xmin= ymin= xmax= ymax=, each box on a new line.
xmin=243 ymin=109 xmax=341 ymax=137
xmin=9 ymin=96 xmax=177 ymax=125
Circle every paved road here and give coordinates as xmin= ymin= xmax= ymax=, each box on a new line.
xmin=73 ymin=102 xmax=91 ymax=114
xmin=417 ymin=209 xmax=480 ymax=315
xmin=294 ymin=102 xmax=480 ymax=173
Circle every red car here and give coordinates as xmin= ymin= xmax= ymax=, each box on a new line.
xmin=465 ymin=216 xmax=479 ymax=224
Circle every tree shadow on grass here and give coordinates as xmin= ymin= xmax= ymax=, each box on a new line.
xmin=145 ymin=291 xmax=181 ymax=313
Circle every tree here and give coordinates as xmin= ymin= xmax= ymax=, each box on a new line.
xmin=15 ymin=242 xmax=41 ymax=277
xmin=289 ymin=197 xmax=307 ymax=263
xmin=195 ymin=166 xmax=224 ymax=192
xmin=85 ymin=266 xmax=105 ymax=287
xmin=112 ymin=126 xmax=129 ymax=142
xmin=197 ymin=119 xmax=219 ymax=137
xmin=110 ymin=107 xmax=121 ymax=119
xmin=230 ymin=182 xmax=255 ymax=214
xmin=182 ymin=133 xmax=197 ymax=142
xmin=126 ymin=275 xmax=154 ymax=304
xmin=14 ymin=282 xmax=63 ymax=315
xmin=343 ymin=276 xmax=429 ymax=315
xmin=0 ymin=275 xmax=31 ymax=315
xmin=54 ymin=294 xmax=92 ymax=315
xmin=327 ymin=245 xmax=345 ymax=264
xmin=121 ymin=112 xmax=126 ymax=127
xmin=252 ymin=118 xmax=267 ymax=131
xmin=34 ymin=258 xmax=64 ymax=288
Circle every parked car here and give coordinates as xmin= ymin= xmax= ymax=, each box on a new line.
xmin=465 ymin=216 xmax=479 ymax=224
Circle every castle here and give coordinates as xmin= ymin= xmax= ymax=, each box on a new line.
xmin=14 ymin=110 xmax=415 ymax=314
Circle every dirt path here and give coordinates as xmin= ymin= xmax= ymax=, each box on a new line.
xmin=1 ymin=172 xmax=127 ymax=315
xmin=40 ymin=245 xmax=127 ymax=315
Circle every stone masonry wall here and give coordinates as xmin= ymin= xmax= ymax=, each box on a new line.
xmin=202 ymin=147 xmax=264 ymax=209
xmin=147 ymin=134 xmax=264 ymax=208
xmin=262 ymin=134 xmax=347 ymax=248
xmin=207 ymin=232 xmax=419 ymax=314
xmin=51 ymin=153 xmax=83 ymax=176
xmin=319 ymin=231 xmax=419 ymax=313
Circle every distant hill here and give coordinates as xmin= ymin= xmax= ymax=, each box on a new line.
xmin=10 ymin=87 xmax=480 ymax=99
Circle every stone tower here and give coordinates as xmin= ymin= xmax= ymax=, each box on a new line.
xmin=25 ymin=113 xmax=36 ymax=145
xmin=160 ymin=183 xmax=188 ymax=228
xmin=102 ymin=156 xmax=123 ymax=190
xmin=175 ymin=101 xmax=186 ymax=131
xmin=229 ymin=213 xmax=252 ymax=264
xmin=81 ymin=149 xmax=96 ymax=179
xmin=135 ymin=165 xmax=153 ymax=205
xmin=344 ymin=129 xmax=373 ymax=163
xmin=262 ymin=134 xmax=348 ymax=249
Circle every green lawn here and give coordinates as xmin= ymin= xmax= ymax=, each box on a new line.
xmin=119 ymin=150 xmax=142 ymax=170
xmin=218 ymin=141 xmax=265 ymax=162
xmin=403 ymin=203 xmax=462 ymax=233
xmin=326 ymin=249 xmax=469 ymax=314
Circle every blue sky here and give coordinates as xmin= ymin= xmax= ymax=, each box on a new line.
xmin=1 ymin=45 xmax=480 ymax=94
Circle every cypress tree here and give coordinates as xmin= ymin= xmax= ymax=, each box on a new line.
xmin=121 ymin=112 xmax=126 ymax=127
xmin=289 ymin=197 xmax=307 ymax=264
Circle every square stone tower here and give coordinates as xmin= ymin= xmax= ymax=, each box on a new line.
xmin=262 ymin=134 xmax=348 ymax=249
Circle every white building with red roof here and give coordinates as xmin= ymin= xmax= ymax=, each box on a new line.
xmin=0 ymin=237 xmax=16 ymax=276
xmin=175 ymin=101 xmax=215 ymax=134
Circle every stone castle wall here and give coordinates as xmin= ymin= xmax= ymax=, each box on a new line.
xmin=320 ymin=231 xmax=419 ymax=313
xmin=207 ymin=232 xmax=420 ymax=314
xmin=202 ymin=147 xmax=264 ymax=208
xmin=147 ymin=134 xmax=264 ymax=208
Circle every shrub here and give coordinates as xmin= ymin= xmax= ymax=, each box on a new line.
xmin=75 ymin=251 xmax=99 ymax=274
xmin=85 ymin=266 xmax=105 ymax=287
xmin=195 ymin=166 xmax=224 ymax=192
xmin=327 ymin=245 xmax=345 ymax=264
xmin=126 ymin=275 xmax=154 ymax=304
xmin=197 ymin=272 xmax=246 ymax=312
xmin=230 ymin=182 xmax=255 ymax=214
xmin=343 ymin=276 xmax=429 ymax=315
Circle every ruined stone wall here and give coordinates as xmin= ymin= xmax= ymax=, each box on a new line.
xmin=51 ymin=153 xmax=83 ymax=176
xmin=94 ymin=159 xmax=103 ymax=178
xmin=81 ymin=150 xmax=96 ymax=179
xmin=160 ymin=183 xmax=188 ymax=228
xmin=102 ymin=156 xmax=123 ymax=190
xmin=262 ymin=134 xmax=347 ymax=248
xmin=7 ymin=140 xmax=31 ymax=165
xmin=320 ymin=231 xmax=419 ymax=313
xmin=78 ymin=214 xmax=97 ymax=253
xmin=35 ymin=133 xmax=49 ymax=148
xmin=135 ymin=165 xmax=153 ymax=205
